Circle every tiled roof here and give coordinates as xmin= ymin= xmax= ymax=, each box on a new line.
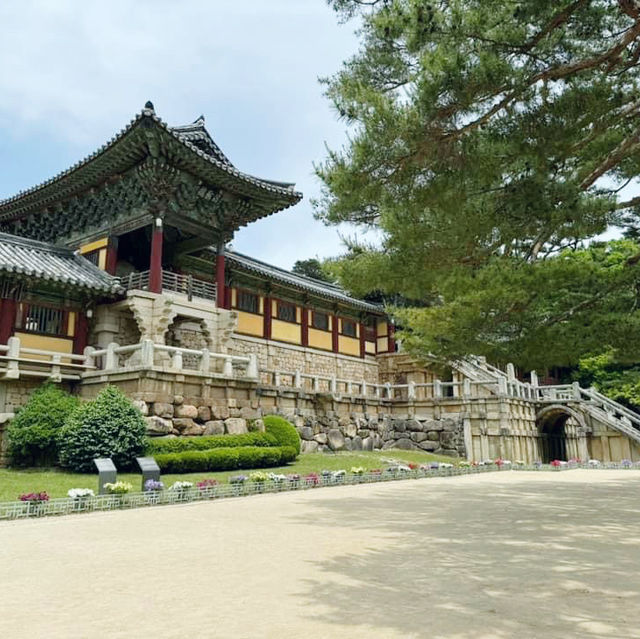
xmin=0 ymin=102 xmax=302 ymax=221
xmin=0 ymin=233 xmax=122 ymax=294
xmin=225 ymin=250 xmax=383 ymax=313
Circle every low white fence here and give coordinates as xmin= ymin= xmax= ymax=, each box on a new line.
xmin=87 ymin=340 xmax=258 ymax=380
xmin=0 ymin=337 xmax=95 ymax=381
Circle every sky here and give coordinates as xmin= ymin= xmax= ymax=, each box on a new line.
xmin=0 ymin=1 xmax=363 ymax=269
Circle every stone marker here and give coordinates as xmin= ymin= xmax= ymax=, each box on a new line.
xmin=136 ymin=456 xmax=161 ymax=492
xmin=94 ymin=458 xmax=117 ymax=495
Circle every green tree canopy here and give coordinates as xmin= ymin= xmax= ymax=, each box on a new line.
xmin=317 ymin=0 xmax=640 ymax=369
xmin=291 ymin=258 xmax=333 ymax=282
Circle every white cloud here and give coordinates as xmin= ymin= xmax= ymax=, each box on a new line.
xmin=0 ymin=0 xmax=363 ymax=268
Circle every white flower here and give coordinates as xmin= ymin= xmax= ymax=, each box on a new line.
xmin=588 ymin=459 xmax=601 ymax=466
xmin=397 ymin=465 xmax=412 ymax=472
xmin=169 ymin=481 xmax=194 ymax=491
xmin=332 ymin=469 xmax=346 ymax=477
xmin=439 ymin=463 xmax=454 ymax=469
xmin=68 ymin=488 xmax=94 ymax=499
xmin=268 ymin=473 xmax=287 ymax=482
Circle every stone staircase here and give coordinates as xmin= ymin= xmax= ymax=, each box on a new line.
xmin=456 ymin=356 xmax=640 ymax=447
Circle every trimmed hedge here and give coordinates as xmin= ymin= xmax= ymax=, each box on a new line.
xmin=263 ymin=415 xmax=301 ymax=454
xmin=147 ymin=432 xmax=277 ymax=455
xmin=154 ymin=445 xmax=297 ymax=473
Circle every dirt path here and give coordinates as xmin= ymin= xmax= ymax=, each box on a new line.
xmin=1 ymin=470 xmax=640 ymax=638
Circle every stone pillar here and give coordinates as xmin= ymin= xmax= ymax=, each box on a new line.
xmin=216 ymin=241 xmax=226 ymax=309
xmin=148 ymin=217 xmax=163 ymax=294
xmin=0 ymin=298 xmax=16 ymax=344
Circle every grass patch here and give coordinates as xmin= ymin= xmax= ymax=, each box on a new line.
xmin=0 ymin=450 xmax=457 ymax=501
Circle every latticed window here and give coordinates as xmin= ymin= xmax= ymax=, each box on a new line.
xmin=84 ymin=251 xmax=100 ymax=267
xmin=237 ymin=290 xmax=259 ymax=314
xmin=16 ymin=304 xmax=64 ymax=335
xmin=277 ymin=301 xmax=296 ymax=323
xmin=312 ymin=311 xmax=329 ymax=331
xmin=342 ymin=318 xmax=357 ymax=338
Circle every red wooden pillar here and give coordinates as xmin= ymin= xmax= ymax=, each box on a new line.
xmin=73 ymin=312 xmax=89 ymax=355
xmin=359 ymin=321 xmax=366 ymax=358
xmin=0 ymin=298 xmax=16 ymax=344
xmin=148 ymin=218 xmax=163 ymax=294
xmin=388 ymin=322 xmax=396 ymax=353
xmin=216 ymin=241 xmax=226 ymax=309
xmin=332 ymin=314 xmax=339 ymax=353
xmin=263 ymin=295 xmax=272 ymax=340
xmin=301 ymin=305 xmax=309 ymax=348
xmin=105 ymin=236 xmax=118 ymax=275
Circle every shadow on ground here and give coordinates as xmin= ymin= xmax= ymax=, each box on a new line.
xmin=292 ymin=474 xmax=640 ymax=639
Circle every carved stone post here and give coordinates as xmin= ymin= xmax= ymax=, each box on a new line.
xmin=6 ymin=336 xmax=20 ymax=379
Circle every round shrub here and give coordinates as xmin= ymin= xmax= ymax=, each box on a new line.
xmin=7 ymin=384 xmax=80 ymax=467
xmin=58 ymin=386 xmax=147 ymax=472
xmin=263 ymin=415 xmax=301 ymax=455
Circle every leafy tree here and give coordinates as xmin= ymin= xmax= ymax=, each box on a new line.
xmin=291 ymin=258 xmax=333 ymax=282
xmin=574 ymin=350 xmax=640 ymax=410
xmin=7 ymin=384 xmax=80 ymax=467
xmin=317 ymin=0 xmax=640 ymax=369
xmin=58 ymin=386 xmax=147 ymax=472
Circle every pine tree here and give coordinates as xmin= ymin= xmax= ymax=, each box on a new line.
xmin=317 ymin=0 xmax=640 ymax=368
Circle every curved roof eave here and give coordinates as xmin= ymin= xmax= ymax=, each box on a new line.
xmin=224 ymin=250 xmax=383 ymax=314
xmin=0 ymin=103 xmax=302 ymax=220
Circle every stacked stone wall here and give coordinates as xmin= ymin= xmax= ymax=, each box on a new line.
xmin=229 ymin=335 xmax=379 ymax=382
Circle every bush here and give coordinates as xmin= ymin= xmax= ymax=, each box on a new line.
xmin=146 ymin=431 xmax=277 ymax=455
xmin=58 ymin=386 xmax=147 ymax=472
xmin=154 ymin=445 xmax=297 ymax=473
xmin=7 ymin=384 xmax=80 ymax=467
xmin=263 ymin=415 xmax=301 ymax=454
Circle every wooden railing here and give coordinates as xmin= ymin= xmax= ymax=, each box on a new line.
xmin=119 ymin=270 xmax=217 ymax=302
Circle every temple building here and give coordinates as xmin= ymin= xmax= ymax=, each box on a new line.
xmin=0 ymin=102 xmax=392 ymax=381
xmin=0 ymin=102 xmax=637 ymax=466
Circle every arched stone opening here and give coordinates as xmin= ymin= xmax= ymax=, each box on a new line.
xmin=536 ymin=405 xmax=586 ymax=463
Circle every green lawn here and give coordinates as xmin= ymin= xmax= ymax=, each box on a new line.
xmin=0 ymin=450 xmax=456 ymax=502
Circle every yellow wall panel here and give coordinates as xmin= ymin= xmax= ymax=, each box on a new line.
xmin=67 ymin=312 xmax=76 ymax=337
xmin=365 ymin=341 xmax=376 ymax=354
xmin=377 ymin=336 xmax=389 ymax=352
xmin=97 ymin=248 xmax=107 ymax=270
xmin=271 ymin=319 xmax=301 ymax=344
xmin=15 ymin=332 xmax=74 ymax=362
xmin=377 ymin=320 xmax=387 ymax=337
xmin=308 ymin=328 xmax=332 ymax=351
xmin=237 ymin=312 xmax=263 ymax=336
xmin=339 ymin=335 xmax=360 ymax=357
xmin=231 ymin=289 xmax=237 ymax=307
xmin=79 ymin=237 xmax=108 ymax=254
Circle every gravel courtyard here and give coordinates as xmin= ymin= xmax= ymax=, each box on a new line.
xmin=1 ymin=470 xmax=639 ymax=638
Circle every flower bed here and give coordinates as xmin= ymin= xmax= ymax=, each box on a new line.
xmin=1 ymin=461 xmax=638 ymax=521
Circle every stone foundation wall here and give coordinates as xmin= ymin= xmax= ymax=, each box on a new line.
xmin=229 ymin=335 xmax=379 ymax=383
